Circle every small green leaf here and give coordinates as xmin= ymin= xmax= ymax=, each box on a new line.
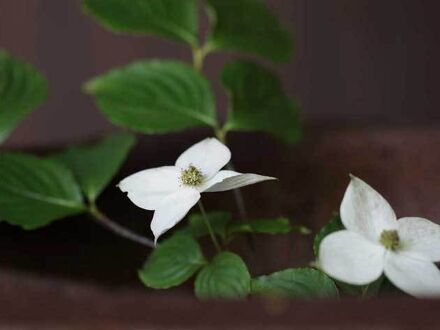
xmin=195 ymin=252 xmax=251 ymax=300
xmin=186 ymin=211 xmax=231 ymax=240
xmin=228 ymin=217 xmax=292 ymax=235
xmin=205 ymin=0 xmax=293 ymax=62
xmin=83 ymin=0 xmax=198 ymax=45
xmin=52 ymin=133 xmax=135 ymax=202
xmin=222 ymin=60 xmax=300 ymax=144
xmin=138 ymin=234 xmax=206 ymax=289
xmin=0 ymin=153 xmax=85 ymax=229
xmin=313 ymin=214 xmax=344 ymax=257
xmin=0 ymin=50 xmax=48 ymax=143
xmin=85 ymin=60 xmax=217 ymax=134
xmin=251 ymin=268 xmax=338 ymax=299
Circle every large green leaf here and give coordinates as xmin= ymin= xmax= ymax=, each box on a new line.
xmin=85 ymin=60 xmax=217 ymax=134
xmin=138 ymin=233 xmax=206 ymax=289
xmin=222 ymin=60 xmax=300 ymax=144
xmin=0 ymin=50 xmax=48 ymax=143
xmin=205 ymin=0 xmax=293 ymax=62
xmin=313 ymin=214 xmax=344 ymax=257
xmin=251 ymin=268 xmax=338 ymax=299
xmin=228 ymin=217 xmax=292 ymax=235
xmin=83 ymin=0 xmax=198 ymax=45
xmin=0 ymin=153 xmax=85 ymax=229
xmin=195 ymin=252 xmax=251 ymax=299
xmin=52 ymin=133 xmax=135 ymax=202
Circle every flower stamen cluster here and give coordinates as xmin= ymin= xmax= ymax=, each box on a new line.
xmin=180 ymin=165 xmax=204 ymax=186
xmin=380 ymin=230 xmax=400 ymax=251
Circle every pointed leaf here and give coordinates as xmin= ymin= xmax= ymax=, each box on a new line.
xmin=251 ymin=268 xmax=338 ymax=299
xmin=83 ymin=0 xmax=198 ymax=45
xmin=195 ymin=252 xmax=251 ymax=299
xmin=222 ymin=60 xmax=300 ymax=144
xmin=85 ymin=60 xmax=217 ymax=134
xmin=0 ymin=153 xmax=85 ymax=229
xmin=0 ymin=50 xmax=48 ymax=143
xmin=205 ymin=0 xmax=293 ymax=62
xmin=52 ymin=133 xmax=135 ymax=202
xmin=138 ymin=233 xmax=206 ymax=289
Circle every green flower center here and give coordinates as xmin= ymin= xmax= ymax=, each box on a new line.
xmin=379 ymin=230 xmax=400 ymax=251
xmin=180 ymin=165 xmax=204 ymax=186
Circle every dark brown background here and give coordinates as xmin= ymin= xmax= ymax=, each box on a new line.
xmin=1 ymin=0 xmax=439 ymax=148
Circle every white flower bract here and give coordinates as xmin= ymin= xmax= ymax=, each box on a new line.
xmin=319 ymin=175 xmax=440 ymax=298
xmin=119 ymin=138 xmax=276 ymax=243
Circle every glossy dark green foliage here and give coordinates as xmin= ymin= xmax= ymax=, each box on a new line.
xmin=205 ymin=0 xmax=293 ymax=62
xmin=0 ymin=153 xmax=85 ymax=229
xmin=195 ymin=252 xmax=251 ymax=299
xmin=138 ymin=233 xmax=206 ymax=289
xmin=252 ymin=268 xmax=339 ymax=299
xmin=53 ymin=133 xmax=136 ymax=202
xmin=83 ymin=0 xmax=198 ymax=45
xmin=222 ymin=60 xmax=300 ymax=144
xmin=85 ymin=60 xmax=217 ymax=134
xmin=0 ymin=50 xmax=48 ymax=143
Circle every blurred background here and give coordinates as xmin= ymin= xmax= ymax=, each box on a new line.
xmin=1 ymin=0 xmax=439 ymax=148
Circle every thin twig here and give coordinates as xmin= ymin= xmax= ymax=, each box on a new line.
xmin=89 ymin=205 xmax=155 ymax=248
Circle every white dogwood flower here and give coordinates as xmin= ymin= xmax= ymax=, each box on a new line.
xmin=119 ymin=138 xmax=275 ymax=243
xmin=319 ymin=175 xmax=440 ymax=298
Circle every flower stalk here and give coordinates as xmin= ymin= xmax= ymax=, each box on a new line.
xmin=89 ymin=204 xmax=155 ymax=248
xmin=198 ymin=200 xmax=222 ymax=253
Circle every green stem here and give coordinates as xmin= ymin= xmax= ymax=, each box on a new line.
xmin=193 ymin=42 xmax=253 ymax=248
xmin=89 ymin=204 xmax=155 ymax=248
xmin=198 ymin=200 xmax=222 ymax=253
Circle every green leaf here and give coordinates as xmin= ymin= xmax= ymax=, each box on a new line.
xmin=205 ymin=0 xmax=293 ymax=62
xmin=0 ymin=50 xmax=48 ymax=143
xmin=186 ymin=211 xmax=231 ymax=240
xmin=52 ymin=133 xmax=135 ymax=202
xmin=85 ymin=60 xmax=217 ymax=134
xmin=0 ymin=153 xmax=85 ymax=229
xmin=83 ymin=0 xmax=198 ymax=45
xmin=228 ymin=217 xmax=292 ymax=235
xmin=251 ymin=268 xmax=338 ymax=299
xmin=222 ymin=60 xmax=300 ymax=144
xmin=138 ymin=233 xmax=206 ymax=289
xmin=195 ymin=252 xmax=251 ymax=299
xmin=313 ymin=214 xmax=344 ymax=257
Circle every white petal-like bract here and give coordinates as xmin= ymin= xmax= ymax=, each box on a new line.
xmin=175 ymin=138 xmax=231 ymax=180
xmin=398 ymin=217 xmax=440 ymax=262
xmin=319 ymin=230 xmax=385 ymax=285
xmin=119 ymin=166 xmax=181 ymax=211
xmin=150 ymin=188 xmax=201 ymax=243
xmin=340 ymin=176 xmax=397 ymax=242
xmin=384 ymin=252 xmax=440 ymax=298
xmin=204 ymin=172 xmax=277 ymax=192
